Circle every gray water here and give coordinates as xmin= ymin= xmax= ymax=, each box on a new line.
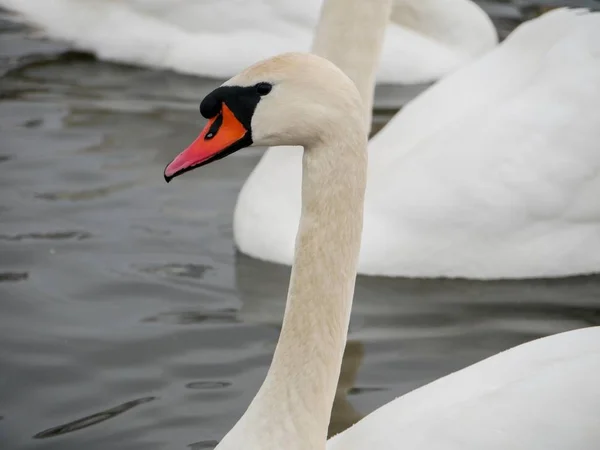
xmin=1 ymin=2 xmax=600 ymax=449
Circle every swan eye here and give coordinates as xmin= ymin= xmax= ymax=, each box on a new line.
xmin=255 ymin=82 xmax=272 ymax=96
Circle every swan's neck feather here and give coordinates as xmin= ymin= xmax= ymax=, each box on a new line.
xmin=311 ymin=0 xmax=392 ymax=131
xmin=219 ymin=123 xmax=367 ymax=450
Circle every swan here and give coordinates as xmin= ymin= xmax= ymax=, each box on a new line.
xmin=233 ymin=3 xmax=600 ymax=279
xmin=0 ymin=0 xmax=497 ymax=84
xmin=163 ymin=51 xmax=600 ymax=450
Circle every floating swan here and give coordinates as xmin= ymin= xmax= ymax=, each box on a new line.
xmin=163 ymin=51 xmax=600 ymax=450
xmin=0 ymin=0 xmax=497 ymax=83
xmin=234 ymin=3 xmax=600 ymax=279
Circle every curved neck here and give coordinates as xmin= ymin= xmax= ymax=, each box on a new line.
xmin=390 ymin=0 xmax=497 ymax=58
xmin=222 ymin=127 xmax=367 ymax=449
xmin=311 ymin=0 xmax=392 ymax=132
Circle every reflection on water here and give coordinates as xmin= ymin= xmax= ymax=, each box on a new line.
xmin=328 ymin=340 xmax=366 ymax=437
xmin=1 ymin=2 xmax=600 ymax=449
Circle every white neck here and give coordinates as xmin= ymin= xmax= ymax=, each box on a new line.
xmin=221 ymin=124 xmax=367 ymax=449
xmin=311 ymin=0 xmax=392 ymax=131
xmin=390 ymin=0 xmax=496 ymax=59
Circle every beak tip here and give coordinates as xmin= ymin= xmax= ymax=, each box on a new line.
xmin=163 ymin=168 xmax=173 ymax=183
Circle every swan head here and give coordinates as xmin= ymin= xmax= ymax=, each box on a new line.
xmin=164 ymin=52 xmax=364 ymax=182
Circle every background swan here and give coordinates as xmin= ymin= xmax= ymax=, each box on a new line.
xmin=163 ymin=51 xmax=600 ymax=450
xmin=0 ymin=0 xmax=497 ymax=84
xmin=234 ymin=6 xmax=600 ymax=279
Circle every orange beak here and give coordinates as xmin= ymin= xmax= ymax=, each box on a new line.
xmin=164 ymin=103 xmax=249 ymax=182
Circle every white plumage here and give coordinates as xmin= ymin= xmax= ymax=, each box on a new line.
xmin=234 ymin=8 xmax=600 ymax=278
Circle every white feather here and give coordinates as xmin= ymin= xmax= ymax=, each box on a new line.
xmin=329 ymin=326 xmax=600 ymax=450
xmin=0 ymin=0 xmax=497 ymax=83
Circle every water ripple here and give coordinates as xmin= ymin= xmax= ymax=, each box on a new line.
xmin=135 ymin=263 xmax=211 ymax=280
xmin=32 ymin=396 xmax=156 ymax=439
xmin=348 ymin=386 xmax=387 ymax=396
xmin=185 ymin=381 xmax=231 ymax=390
xmin=0 ymin=230 xmax=92 ymax=241
xmin=35 ymin=181 xmax=135 ymax=201
xmin=0 ymin=271 xmax=28 ymax=282
xmin=188 ymin=440 xmax=218 ymax=449
xmin=142 ymin=309 xmax=238 ymax=325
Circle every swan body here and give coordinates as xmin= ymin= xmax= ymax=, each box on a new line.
xmin=329 ymin=326 xmax=600 ymax=450
xmin=163 ymin=51 xmax=600 ymax=450
xmin=0 ymin=0 xmax=497 ymax=84
xmin=234 ymin=7 xmax=600 ymax=279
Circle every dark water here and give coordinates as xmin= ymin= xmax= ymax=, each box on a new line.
xmin=1 ymin=2 xmax=600 ymax=449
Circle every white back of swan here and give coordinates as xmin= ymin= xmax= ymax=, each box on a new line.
xmin=0 ymin=0 xmax=496 ymax=83
xmin=234 ymin=7 xmax=600 ymax=279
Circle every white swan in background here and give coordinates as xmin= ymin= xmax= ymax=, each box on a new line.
xmin=0 ymin=0 xmax=497 ymax=83
xmin=234 ymin=4 xmax=600 ymax=279
xmin=163 ymin=51 xmax=600 ymax=450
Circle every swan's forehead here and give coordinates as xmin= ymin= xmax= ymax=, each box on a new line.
xmin=224 ymin=52 xmax=333 ymax=87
